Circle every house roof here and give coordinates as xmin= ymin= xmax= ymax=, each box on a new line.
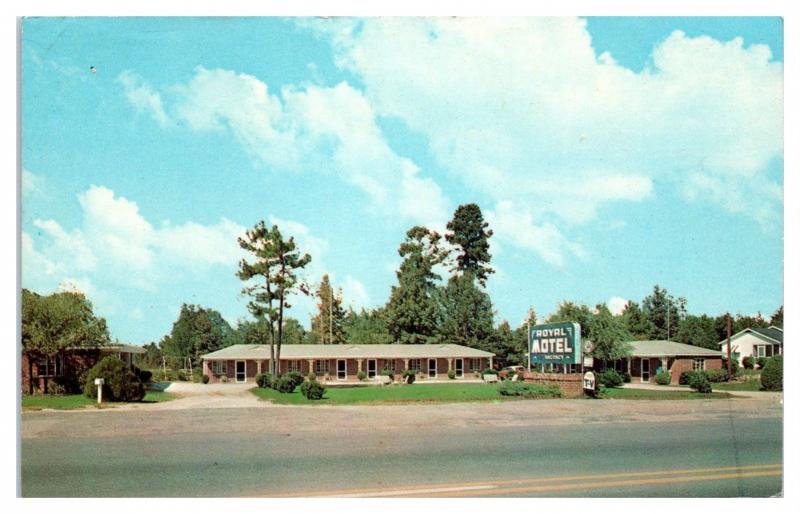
xmin=722 ymin=326 xmax=783 ymax=347
xmin=627 ymin=340 xmax=723 ymax=358
xmin=202 ymin=343 xmax=495 ymax=361
xmin=103 ymin=343 xmax=147 ymax=354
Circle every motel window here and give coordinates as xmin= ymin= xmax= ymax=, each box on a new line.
xmin=35 ymin=355 xmax=62 ymax=377
xmin=287 ymin=360 xmax=301 ymax=373
xmin=756 ymin=346 xmax=766 ymax=358
xmin=315 ymin=360 xmax=330 ymax=375
xmin=211 ymin=361 xmax=227 ymax=375
xmin=469 ymin=358 xmax=481 ymax=371
xmin=383 ymin=360 xmax=396 ymax=373
xmin=692 ymin=358 xmax=705 ymax=371
xmin=409 ymin=359 xmax=421 ymax=371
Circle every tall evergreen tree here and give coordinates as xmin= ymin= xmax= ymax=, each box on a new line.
xmin=675 ymin=314 xmax=718 ymax=349
xmin=310 ymin=274 xmax=345 ymax=344
xmin=385 ymin=226 xmax=448 ymax=344
xmin=620 ymin=301 xmax=654 ymax=340
xmin=445 ymin=203 xmax=494 ymax=286
xmin=237 ymin=221 xmax=311 ymax=376
xmin=439 ymin=271 xmax=495 ymax=350
xmin=641 ymin=285 xmax=686 ymax=340
xmin=770 ymin=305 xmax=783 ymax=328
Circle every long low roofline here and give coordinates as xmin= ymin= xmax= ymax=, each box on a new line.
xmin=202 ymin=343 xmax=495 ymax=361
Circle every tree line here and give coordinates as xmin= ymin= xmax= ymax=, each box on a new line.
xmin=22 ymin=203 xmax=784 ymax=374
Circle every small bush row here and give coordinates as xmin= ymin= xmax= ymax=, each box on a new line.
xmin=497 ymin=381 xmax=561 ymax=398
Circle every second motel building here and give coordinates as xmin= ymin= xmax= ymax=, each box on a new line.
xmin=201 ymin=343 xmax=495 ymax=383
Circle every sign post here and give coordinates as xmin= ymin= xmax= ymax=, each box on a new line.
xmin=94 ymin=378 xmax=104 ymax=406
xmin=529 ymin=322 xmax=582 ymax=370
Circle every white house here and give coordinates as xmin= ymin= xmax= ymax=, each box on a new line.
xmin=718 ymin=326 xmax=783 ymax=365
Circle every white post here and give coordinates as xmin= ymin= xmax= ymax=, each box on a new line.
xmin=94 ymin=378 xmax=104 ymax=406
xmin=357 ymin=359 xmax=363 ymax=373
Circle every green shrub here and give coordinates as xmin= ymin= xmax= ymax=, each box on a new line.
xmin=482 ymin=368 xmax=498 ymax=376
xmin=83 ymin=356 xmax=145 ymax=402
xmin=721 ymin=357 xmax=740 ymax=376
xmin=447 ymin=369 xmax=456 ymax=380
xmin=679 ymin=370 xmax=706 ymax=385
xmin=620 ymin=371 xmax=632 ymax=383
xmin=274 ymin=375 xmax=297 ymax=393
xmin=689 ymin=373 xmax=712 ymax=393
xmin=300 ymin=380 xmax=326 ymax=400
xmin=357 ymin=370 xmax=367 ymax=381
xmin=742 ymin=356 xmax=755 ymax=369
xmin=402 ymin=369 xmax=417 ymax=384
xmin=655 ymin=369 xmax=671 ymax=385
xmin=497 ymin=381 xmax=561 ymax=398
xmin=202 ymin=374 xmax=210 ymax=384
xmin=597 ymin=369 xmax=623 ymax=388
xmin=307 ymin=371 xmax=316 ymax=382
xmin=132 ymin=366 xmax=153 ymax=383
xmin=285 ymin=371 xmax=304 ymax=389
xmin=705 ymin=368 xmax=729 ymax=383
xmin=756 ymin=357 xmax=767 ymax=369
xmin=45 ymin=380 xmax=68 ymax=395
xmin=255 ymin=373 xmax=272 ymax=388
xmin=381 ymin=368 xmax=395 ymax=381
xmin=760 ymin=355 xmax=782 ymax=391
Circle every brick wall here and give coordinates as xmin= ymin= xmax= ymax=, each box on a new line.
xmin=520 ymin=372 xmax=585 ymax=398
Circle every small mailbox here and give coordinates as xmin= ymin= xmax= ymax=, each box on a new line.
xmin=94 ymin=378 xmax=105 ymax=405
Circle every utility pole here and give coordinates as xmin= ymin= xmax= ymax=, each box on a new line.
xmin=726 ymin=312 xmax=732 ymax=377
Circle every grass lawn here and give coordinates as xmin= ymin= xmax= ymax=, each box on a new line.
xmin=251 ymin=382 xmax=517 ymax=405
xmin=22 ymin=388 xmax=178 ymax=411
xmin=600 ymin=388 xmax=732 ymax=400
xmin=701 ymin=380 xmax=764 ymax=392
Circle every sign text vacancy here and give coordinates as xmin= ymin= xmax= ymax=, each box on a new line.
xmin=529 ymin=322 xmax=581 ymax=365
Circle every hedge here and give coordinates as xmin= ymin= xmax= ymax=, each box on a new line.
xmin=655 ymin=369 xmax=671 ymax=385
xmin=83 ymin=356 xmax=145 ymax=402
xmin=497 ymin=381 xmax=561 ymax=398
xmin=760 ymin=355 xmax=782 ymax=391
xmin=597 ymin=369 xmax=623 ymax=388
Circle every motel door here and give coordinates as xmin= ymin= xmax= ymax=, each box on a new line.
xmin=455 ymin=358 xmax=464 ymax=378
xmin=337 ymin=359 xmax=347 ymax=380
xmin=235 ymin=361 xmax=246 ymax=383
xmin=641 ymin=359 xmax=650 ymax=383
xmin=428 ymin=358 xmax=437 ymax=378
xmin=367 ymin=359 xmax=377 ymax=379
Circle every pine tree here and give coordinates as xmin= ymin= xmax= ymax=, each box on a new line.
xmin=237 ymin=221 xmax=311 ymax=376
xmin=439 ymin=271 xmax=495 ymax=350
xmin=620 ymin=301 xmax=654 ymax=340
xmin=641 ymin=285 xmax=686 ymax=340
xmin=445 ymin=203 xmax=494 ymax=286
xmin=770 ymin=306 xmax=783 ymax=328
xmin=385 ymin=226 xmax=448 ymax=344
xmin=310 ymin=274 xmax=346 ymax=344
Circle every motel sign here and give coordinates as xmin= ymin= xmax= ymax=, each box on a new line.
xmin=529 ymin=321 xmax=582 ymax=365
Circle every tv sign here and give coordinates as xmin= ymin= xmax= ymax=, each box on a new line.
xmin=529 ymin=322 xmax=581 ymax=365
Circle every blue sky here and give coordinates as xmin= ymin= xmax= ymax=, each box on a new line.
xmin=21 ymin=17 xmax=784 ymax=345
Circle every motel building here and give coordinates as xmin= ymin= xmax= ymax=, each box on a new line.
xmin=201 ymin=343 xmax=495 ymax=384
xmin=605 ymin=340 xmax=724 ymax=385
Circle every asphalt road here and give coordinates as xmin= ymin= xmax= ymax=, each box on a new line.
xmin=21 ymin=399 xmax=782 ymax=497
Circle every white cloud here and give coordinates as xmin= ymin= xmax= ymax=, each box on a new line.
xmin=606 ymin=296 xmax=629 ymax=316
xmin=341 ymin=275 xmax=370 ymax=310
xmin=166 ymin=67 xmax=450 ymax=228
xmin=485 ymin=200 xmax=585 ymax=268
xmin=25 ymin=185 xmax=248 ymax=293
xmin=308 ymin=18 xmax=782 ymax=229
xmin=117 ymin=71 xmax=170 ymax=127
